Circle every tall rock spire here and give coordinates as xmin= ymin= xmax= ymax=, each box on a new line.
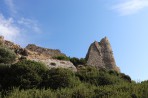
xmin=86 ymin=37 xmax=120 ymax=72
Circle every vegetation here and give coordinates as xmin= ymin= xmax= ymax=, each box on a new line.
xmin=41 ymin=68 xmax=80 ymax=89
xmin=70 ymin=57 xmax=86 ymax=67
xmin=0 ymin=46 xmax=16 ymax=64
xmin=53 ymin=56 xmax=86 ymax=67
xmin=0 ymin=60 xmax=48 ymax=90
xmin=53 ymin=55 xmax=70 ymax=61
xmin=0 ymin=46 xmax=148 ymax=98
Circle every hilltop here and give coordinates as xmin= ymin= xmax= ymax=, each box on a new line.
xmin=0 ymin=36 xmax=120 ymax=72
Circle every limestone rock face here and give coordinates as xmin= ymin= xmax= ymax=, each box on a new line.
xmin=86 ymin=37 xmax=120 ymax=72
xmin=30 ymin=58 xmax=77 ymax=72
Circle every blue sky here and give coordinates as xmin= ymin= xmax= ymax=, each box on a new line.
xmin=0 ymin=0 xmax=148 ymax=81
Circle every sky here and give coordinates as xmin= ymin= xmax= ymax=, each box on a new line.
xmin=0 ymin=0 xmax=148 ymax=81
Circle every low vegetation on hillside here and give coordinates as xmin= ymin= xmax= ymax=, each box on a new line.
xmin=0 ymin=46 xmax=148 ymax=98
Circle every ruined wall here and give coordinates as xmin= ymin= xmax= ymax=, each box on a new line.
xmin=86 ymin=37 xmax=120 ymax=72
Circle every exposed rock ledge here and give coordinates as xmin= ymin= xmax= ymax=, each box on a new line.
xmin=30 ymin=58 xmax=77 ymax=72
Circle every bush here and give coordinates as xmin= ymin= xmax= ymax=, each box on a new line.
xmin=108 ymin=70 xmax=119 ymax=76
xmin=72 ymin=84 xmax=93 ymax=98
xmin=76 ymin=66 xmax=98 ymax=82
xmin=42 ymin=68 xmax=80 ymax=89
xmin=70 ymin=57 xmax=86 ymax=67
xmin=76 ymin=66 xmax=122 ymax=86
xmin=53 ymin=56 xmax=70 ymax=61
xmin=10 ymin=60 xmax=48 ymax=89
xmin=97 ymin=73 xmax=114 ymax=86
xmin=120 ymin=73 xmax=131 ymax=83
xmin=0 ymin=64 xmax=11 ymax=90
xmin=0 ymin=46 xmax=16 ymax=64
xmin=0 ymin=60 xmax=48 ymax=89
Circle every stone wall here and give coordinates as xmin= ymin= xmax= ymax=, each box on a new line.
xmin=86 ymin=37 xmax=120 ymax=72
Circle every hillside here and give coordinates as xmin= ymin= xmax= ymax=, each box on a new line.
xmin=0 ymin=36 xmax=148 ymax=98
xmin=0 ymin=36 xmax=120 ymax=72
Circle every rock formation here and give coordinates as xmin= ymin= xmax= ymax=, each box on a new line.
xmin=30 ymin=58 xmax=77 ymax=72
xmin=86 ymin=37 xmax=120 ymax=72
xmin=26 ymin=44 xmax=66 ymax=58
xmin=0 ymin=36 xmax=77 ymax=71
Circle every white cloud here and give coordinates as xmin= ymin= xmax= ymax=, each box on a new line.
xmin=0 ymin=0 xmax=42 ymax=45
xmin=5 ymin=0 xmax=17 ymax=14
xmin=18 ymin=18 xmax=41 ymax=33
xmin=112 ymin=0 xmax=148 ymax=15
xmin=0 ymin=14 xmax=20 ymax=42
xmin=0 ymin=13 xmax=42 ymax=46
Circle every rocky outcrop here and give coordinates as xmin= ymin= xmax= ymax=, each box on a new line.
xmin=0 ymin=36 xmax=77 ymax=71
xmin=86 ymin=37 xmax=120 ymax=72
xmin=26 ymin=44 xmax=66 ymax=58
xmin=30 ymin=58 xmax=77 ymax=72
xmin=0 ymin=36 xmax=28 ymax=56
xmin=0 ymin=36 xmax=4 ymax=45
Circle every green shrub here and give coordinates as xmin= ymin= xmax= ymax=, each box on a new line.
xmin=76 ymin=66 xmax=123 ymax=86
xmin=10 ymin=60 xmax=48 ymax=89
xmin=53 ymin=56 xmax=70 ymax=61
xmin=0 ymin=64 xmax=11 ymax=90
xmin=0 ymin=60 xmax=48 ymax=89
xmin=108 ymin=70 xmax=119 ymax=76
xmin=0 ymin=46 xmax=16 ymax=64
xmin=76 ymin=66 xmax=98 ymax=83
xmin=120 ymin=73 xmax=131 ymax=83
xmin=70 ymin=57 xmax=86 ymax=67
xmin=42 ymin=68 xmax=80 ymax=89
xmin=71 ymin=83 xmax=94 ymax=98
xmin=13 ymin=60 xmax=48 ymax=75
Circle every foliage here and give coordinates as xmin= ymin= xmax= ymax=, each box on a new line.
xmin=0 ymin=64 xmax=11 ymax=90
xmin=41 ymin=68 xmax=80 ymax=89
xmin=0 ymin=57 xmax=147 ymax=98
xmin=0 ymin=46 xmax=16 ymax=64
xmin=53 ymin=56 xmax=87 ymax=67
xmin=0 ymin=60 xmax=48 ymax=90
xmin=120 ymin=73 xmax=132 ymax=83
xmin=70 ymin=57 xmax=86 ymax=67
xmin=76 ymin=66 xmax=123 ymax=86
xmin=1 ymin=82 xmax=148 ymax=98
xmin=53 ymin=56 xmax=70 ymax=61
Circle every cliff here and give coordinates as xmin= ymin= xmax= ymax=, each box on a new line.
xmin=86 ymin=37 xmax=120 ymax=72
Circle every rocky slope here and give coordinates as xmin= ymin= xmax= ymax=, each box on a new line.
xmin=0 ymin=36 xmax=77 ymax=71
